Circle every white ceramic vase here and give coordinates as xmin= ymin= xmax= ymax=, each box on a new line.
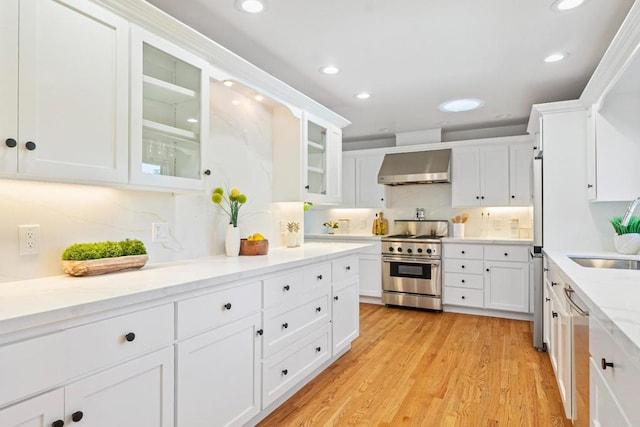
xmin=286 ymin=231 xmax=297 ymax=248
xmin=452 ymin=223 xmax=465 ymax=238
xmin=613 ymin=233 xmax=640 ymax=255
xmin=225 ymin=224 xmax=240 ymax=256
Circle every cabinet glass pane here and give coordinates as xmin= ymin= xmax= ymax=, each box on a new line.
xmin=141 ymin=43 xmax=201 ymax=179
xmin=307 ymin=121 xmax=327 ymax=195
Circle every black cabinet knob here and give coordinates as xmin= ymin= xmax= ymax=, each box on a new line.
xmin=224 ymin=303 xmax=232 ymax=310
xmin=282 ymin=322 xmax=288 ymax=329
xmin=317 ymin=274 xmax=323 ymax=280
xmin=504 ymin=253 xmax=508 ymax=256
xmin=283 ymin=285 xmax=290 ymax=291
xmin=552 ymin=312 xmax=558 ymax=318
xmin=71 ymin=411 xmax=83 ymax=422
xmin=486 ymin=268 xmax=490 ymax=272
xmin=545 ymin=297 xmax=550 ymax=302
xmin=461 ymin=279 xmax=465 ymax=283
xmin=5 ymin=138 xmax=17 ymax=148
xmin=601 ymin=358 xmax=614 ymax=370
xmin=203 ymin=169 xmax=211 ymax=175
xmin=334 ymin=296 xmax=339 ymax=301
xmin=304 ymin=185 xmax=310 ymax=190
xmin=551 ymin=281 xmax=558 ymax=287
xmin=461 ymin=250 xmax=465 ymax=254
xmin=461 ymin=265 xmax=465 ymax=269
xmin=380 ymin=198 xmax=384 ymax=201
xmin=316 ymin=306 xmax=322 ymax=312
xmin=256 ymin=329 xmax=263 ymax=336
xmin=511 ymin=195 xmax=515 ymax=199
xmin=476 ymin=196 xmax=480 ymax=200
xmin=481 ymin=196 xmax=485 ymax=200
xmin=316 ymin=346 xmax=321 ymax=352
xmin=282 ymin=369 xmax=288 ymax=375
xmin=25 ymin=141 xmax=36 ymax=151
xmin=346 ymin=266 xmax=351 ymax=271
xmin=52 ymin=420 xmax=65 ymax=427
xmin=587 ymin=184 xmax=593 ymax=189
xmin=461 ymin=296 xmax=466 ymax=300
xmin=124 ymin=332 xmax=135 ymax=342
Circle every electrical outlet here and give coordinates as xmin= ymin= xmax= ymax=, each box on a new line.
xmin=19 ymin=225 xmax=40 ymax=255
xmin=493 ymin=219 xmax=502 ymax=230
xmin=152 ymin=222 xmax=169 ymax=242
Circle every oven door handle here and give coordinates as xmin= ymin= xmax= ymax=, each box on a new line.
xmin=382 ymin=257 xmax=440 ymax=265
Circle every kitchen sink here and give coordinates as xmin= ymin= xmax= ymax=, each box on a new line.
xmin=569 ymin=256 xmax=640 ymax=270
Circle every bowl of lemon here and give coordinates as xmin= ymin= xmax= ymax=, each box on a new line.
xmin=239 ymin=233 xmax=269 ymax=255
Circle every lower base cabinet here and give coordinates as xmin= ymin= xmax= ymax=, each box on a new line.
xmin=176 ymin=314 xmax=261 ymax=427
xmin=332 ymin=278 xmax=359 ymax=355
xmin=484 ymin=260 xmax=529 ymax=312
xmin=0 ymin=347 xmax=174 ymax=427
xmin=590 ymin=358 xmax=631 ymax=426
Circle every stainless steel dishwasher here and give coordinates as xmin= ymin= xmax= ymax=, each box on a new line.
xmin=565 ymin=286 xmax=589 ymax=427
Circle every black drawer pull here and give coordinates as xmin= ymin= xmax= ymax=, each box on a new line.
xmin=203 ymin=169 xmax=211 ymax=175
xmin=552 ymin=311 xmax=558 ymax=318
xmin=486 ymin=268 xmax=490 ymax=272
xmin=461 ymin=250 xmax=465 ymax=254
xmin=461 ymin=296 xmax=466 ymax=300
xmin=283 ymin=285 xmax=290 ymax=291
xmin=601 ymin=358 xmax=614 ymax=370
xmin=346 ymin=266 xmax=351 ymax=271
xmin=461 ymin=279 xmax=465 ymax=283
xmin=316 ymin=346 xmax=322 ymax=352
xmin=5 ymin=138 xmax=17 ymax=148
xmin=316 ymin=306 xmax=322 ymax=312
xmin=504 ymin=252 xmax=508 ymax=256
xmin=224 ymin=303 xmax=232 ymax=310
xmin=282 ymin=322 xmax=289 ymax=329
xmin=124 ymin=332 xmax=136 ymax=342
xmin=317 ymin=274 xmax=323 ymax=280
xmin=334 ymin=296 xmax=339 ymax=301
xmin=282 ymin=369 xmax=288 ymax=375
xmin=71 ymin=411 xmax=83 ymax=422
xmin=52 ymin=420 xmax=65 ymax=427
xmin=551 ymin=282 xmax=558 ymax=287
xmin=25 ymin=141 xmax=36 ymax=151
xmin=256 ymin=329 xmax=263 ymax=336
xmin=461 ymin=265 xmax=465 ymax=269
xmin=545 ymin=297 xmax=550 ymax=302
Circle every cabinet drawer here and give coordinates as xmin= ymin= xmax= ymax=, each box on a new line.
xmin=262 ymin=324 xmax=331 ymax=407
xmin=332 ymin=255 xmax=359 ymax=283
xmin=484 ymin=245 xmax=530 ymax=262
xmin=303 ymin=262 xmax=332 ymax=288
xmin=590 ymin=315 xmax=640 ymax=424
xmin=177 ymin=281 xmax=261 ymax=339
xmin=264 ymin=270 xmax=305 ymax=308
xmin=443 ymin=259 xmax=484 ymax=275
xmin=263 ymin=289 xmax=330 ymax=358
xmin=443 ymin=272 xmax=483 ymax=289
xmin=444 ymin=244 xmax=483 ymax=260
xmin=0 ymin=332 xmax=66 ymax=405
xmin=443 ymin=287 xmax=484 ymax=307
xmin=65 ymin=304 xmax=174 ymax=379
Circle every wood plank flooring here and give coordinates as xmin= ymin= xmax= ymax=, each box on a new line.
xmin=259 ymin=303 xmax=571 ymax=427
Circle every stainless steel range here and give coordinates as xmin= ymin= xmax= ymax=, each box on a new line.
xmin=381 ymin=220 xmax=448 ymax=310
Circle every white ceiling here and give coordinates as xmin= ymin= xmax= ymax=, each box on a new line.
xmin=147 ymin=0 xmax=633 ymax=143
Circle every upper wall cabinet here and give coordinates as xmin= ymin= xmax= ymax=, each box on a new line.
xmin=273 ymin=108 xmax=342 ymax=204
xmin=509 ymin=142 xmax=534 ymax=206
xmin=339 ymin=151 xmax=385 ymax=209
xmin=130 ymin=26 xmax=210 ymax=191
xmin=0 ymin=0 xmax=129 ymax=184
xmin=452 ymin=145 xmax=509 ymax=207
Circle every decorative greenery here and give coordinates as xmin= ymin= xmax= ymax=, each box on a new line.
xmin=323 ymin=220 xmax=339 ymax=229
xmin=303 ymin=201 xmax=313 ymax=211
xmin=62 ymin=239 xmax=147 ymax=261
xmin=287 ymin=222 xmax=300 ymax=233
xmin=610 ymin=215 xmax=640 ymax=235
xmin=211 ymin=187 xmax=247 ymax=227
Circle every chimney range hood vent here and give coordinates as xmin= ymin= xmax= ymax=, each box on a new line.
xmin=377 ymin=149 xmax=451 ymax=185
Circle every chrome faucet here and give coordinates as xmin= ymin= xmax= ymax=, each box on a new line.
xmin=622 ymin=197 xmax=640 ymax=226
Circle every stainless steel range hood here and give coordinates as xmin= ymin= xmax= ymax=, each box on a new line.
xmin=377 ymin=149 xmax=451 ymax=185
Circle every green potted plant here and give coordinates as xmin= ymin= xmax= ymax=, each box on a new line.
xmin=323 ymin=220 xmax=339 ymax=235
xmin=61 ymin=239 xmax=148 ymax=276
xmin=610 ymin=215 xmax=640 ymax=254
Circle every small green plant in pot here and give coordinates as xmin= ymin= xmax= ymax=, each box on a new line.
xmin=323 ymin=220 xmax=339 ymax=234
xmin=610 ymin=216 xmax=640 ymax=254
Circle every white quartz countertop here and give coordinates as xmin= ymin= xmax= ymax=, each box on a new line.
xmin=0 ymin=242 xmax=371 ymax=337
xmin=544 ymin=250 xmax=640 ymax=365
xmin=305 ymin=234 xmax=383 ymax=241
xmin=441 ymin=237 xmax=533 ymax=245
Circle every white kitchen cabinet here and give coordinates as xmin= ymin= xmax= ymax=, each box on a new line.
xmin=484 ymin=261 xmax=530 ymax=313
xmin=508 ymin=142 xmax=533 ymax=206
xmin=452 ymin=145 xmax=509 ymax=207
xmin=332 ymin=277 xmax=359 ymax=355
xmin=0 ymin=389 xmax=63 ymax=427
xmin=590 ymin=358 xmax=632 ymax=427
xmin=0 ymin=0 xmax=129 ymax=184
xmin=443 ymin=243 xmax=485 ymax=309
xmin=273 ymin=108 xmax=343 ymax=204
xmin=176 ymin=314 xmax=261 ymax=427
xmin=355 ymin=154 xmax=386 ymax=208
xmin=130 ymin=26 xmax=209 ymax=191
xmin=341 ymin=155 xmax=356 ymax=207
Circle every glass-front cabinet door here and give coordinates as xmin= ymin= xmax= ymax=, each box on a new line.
xmin=130 ymin=26 xmax=209 ymax=191
xmin=306 ymin=120 xmax=328 ymax=196
xmin=303 ymin=114 xmax=342 ymax=203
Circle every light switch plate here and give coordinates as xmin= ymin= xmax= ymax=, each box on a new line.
xmin=152 ymin=222 xmax=169 ymax=242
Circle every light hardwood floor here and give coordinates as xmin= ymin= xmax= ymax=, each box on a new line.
xmin=259 ymin=303 xmax=571 ymax=427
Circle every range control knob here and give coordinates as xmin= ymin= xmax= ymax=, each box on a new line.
xmin=407 ymin=248 xmax=413 ymax=254
xmin=397 ymin=247 xmax=403 ymax=252
xmin=388 ymin=247 xmax=394 ymax=252
xmin=417 ymin=248 xmax=423 ymax=253
xmin=426 ymin=248 xmax=432 ymax=254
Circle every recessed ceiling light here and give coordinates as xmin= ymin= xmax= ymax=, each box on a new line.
xmin=495 ymin=113 xmax=512 ymax=119
xmin=232 ymin=100 xmax=240 ymax=106
xmin=437 ymin=121 xmax=449 ymax=126
xmin=354 ymin=92 xmax=371 ymax=100
xmin=544 ymin=52 xmax=568 ymax=63
xmin=439 ymin=98 xmax=484 ymax=112
xmin=320 ymin=65 xmax=340 ymax=75
xmin=378 ymin=128 xmax=392 ymax=133
xmin=234 ymin=0 xmax=265 ymax=13
xmin=223 ymin=80 xmax=234 ymax=87
xmin=551 ymin=0 xmax=585 ymax=11
xmin=187 ymin=118 xmax=199 ymax=123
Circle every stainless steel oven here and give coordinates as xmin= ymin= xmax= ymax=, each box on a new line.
xmin=381 ymin=219 xmax=447 ymax=311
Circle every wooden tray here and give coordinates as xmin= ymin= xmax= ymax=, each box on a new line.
xmin=239 ymin=239 xmax=269 ymax=256
xmin=62 ymin=254 xmax=149 ymax=277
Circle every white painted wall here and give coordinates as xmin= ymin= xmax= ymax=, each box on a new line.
xmin=0 ymin=82 xmax=303 ymax=284
xmin=542 ymin=110 xmax=628 ymax=251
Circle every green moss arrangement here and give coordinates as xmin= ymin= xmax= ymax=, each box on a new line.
xmin=62 ymin=239 xmax=147 ymax=261
xmin=610 ymin=216 xmax=640 ymax=235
